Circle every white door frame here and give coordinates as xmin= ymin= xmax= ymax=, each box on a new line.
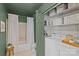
xmin=7 ymin=14 xmax=36 ymax=55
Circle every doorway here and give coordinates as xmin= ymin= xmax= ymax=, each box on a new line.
xmin=6 ymin=14 xmax=36 ymax=56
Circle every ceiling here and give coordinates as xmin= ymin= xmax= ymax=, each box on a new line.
xmin=4 ymin=3 xmax=43 ymax=16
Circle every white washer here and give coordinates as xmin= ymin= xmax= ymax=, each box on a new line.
xmin=45 ymin=37 xmax=59 ymax=56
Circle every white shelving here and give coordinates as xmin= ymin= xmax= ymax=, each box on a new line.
xmin=45 ymin=3 xmax=79 ymax=56
xmin=49 ymin=5 xmax=79 ymax=18
xmin=49 ymin=6 xmax=79 ymax=26
xmin=44 ymin=4 xmax=79 ymax=37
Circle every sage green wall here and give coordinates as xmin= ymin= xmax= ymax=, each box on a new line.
xmin=0 ymin=4 xmax=7 ymax=56
xmin=35 ymin=3 xmax=57 ymax=56
xmin=35 ymin=11 xmax=45 ymax=56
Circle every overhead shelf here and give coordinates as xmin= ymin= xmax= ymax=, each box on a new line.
xmin=49 ymin=6 xmax=79 ymax=18
xmin=52 ymin=23 xmax=79 ymax=27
